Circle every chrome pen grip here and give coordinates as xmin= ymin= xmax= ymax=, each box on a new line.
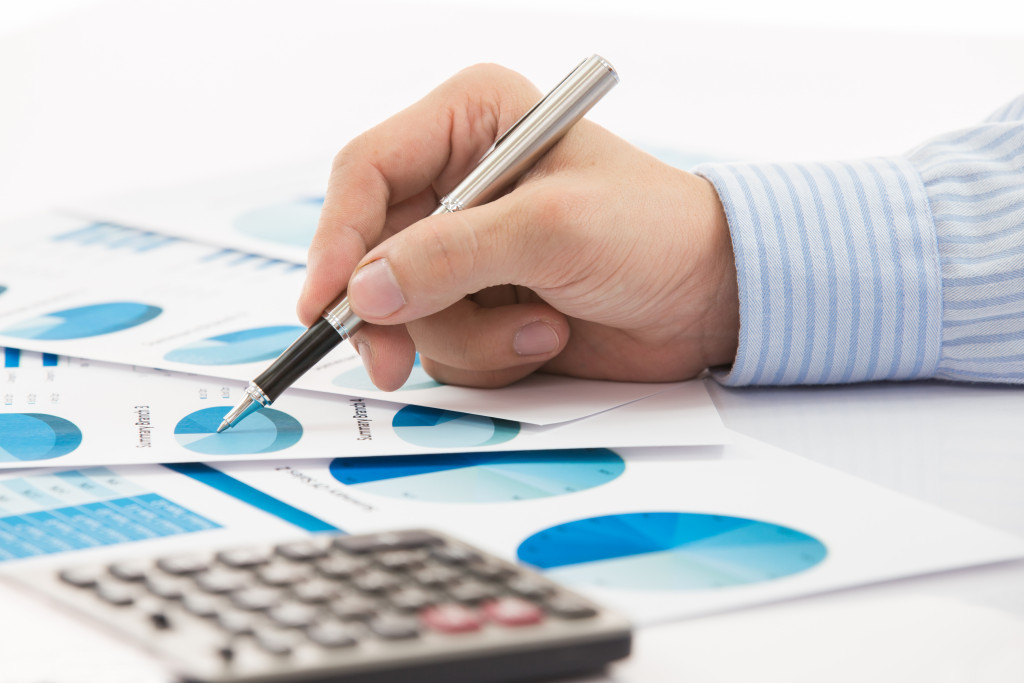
xmin=439 ymin=54 xmax=618 ymax=212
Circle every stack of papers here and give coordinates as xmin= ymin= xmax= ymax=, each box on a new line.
xmin=0 ymin=164 xmax=1021 ymax=639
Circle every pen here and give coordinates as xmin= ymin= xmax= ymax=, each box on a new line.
xmin=218 ymin=55 xmax=619 ymax=433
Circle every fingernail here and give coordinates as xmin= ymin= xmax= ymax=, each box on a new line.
xmin=350 ymin=259 xmax=405 ymax=318
xmin=513 ymin=321 xmax=559 ymax=357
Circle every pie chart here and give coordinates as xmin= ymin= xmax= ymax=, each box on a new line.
xmin=233 ymin=197 xmax=324 ymax=247
xmin=391 ymin=405 xmax=519 ymax=448
xmin=164 ymin=325 xmax=303 ymax=365
xmin=1 ymin=302 xmax=162 ymax=339
xmin=0 ymin=413 xmax=83 ymax=461
xmin=174 ymin=406 xmax=302 ymax=455
xmin=517 ymin=512 xmax=827 ymax=591
xmin=0 ymin=285 xmax=6 ymax=296
xmin=328 ymin=448 xmax=624 ymax=503
xmin=333 ymin=353 xmax=441 ymax=392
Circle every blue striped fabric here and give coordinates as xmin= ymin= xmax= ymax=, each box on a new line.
xmin=696 ymin=93 xmax=1024 ymax=385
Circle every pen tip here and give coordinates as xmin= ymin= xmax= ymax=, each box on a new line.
xmin=216 ymin=421 xmax=230 ymax=434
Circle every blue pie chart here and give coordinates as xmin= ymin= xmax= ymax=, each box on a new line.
xmin=329 ymin=448 xmax=624 ymax=503
xmin=0 ymin=413 xmax=83 ymax=461
xmin=333 ymin=354 xmax=441 ymax=392
xmin=0 ymin=285 xmax=6 ymax=296
xmin=1 ymin=302 xmax=162 ymax=340
xmin=392 ymin=405 xmax=519 ymax=448
xmin=233 ymin=197 xmax=324 ymax=247
xmin=174 ymin=406 xmax=302 ymax=455
xmin=517 ymin=512 xmax=827 ymax=591
xmin=164 ymin=325 xmax=303 ymax=365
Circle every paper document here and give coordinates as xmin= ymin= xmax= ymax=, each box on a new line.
xmin=0 ymin=348 xmax=725 ymax=468
xmin=0 ymin=214 xmax=675 ymax=425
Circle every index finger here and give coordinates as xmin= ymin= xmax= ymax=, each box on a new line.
xmin=297 ymin=64 xmax=541 ymax=324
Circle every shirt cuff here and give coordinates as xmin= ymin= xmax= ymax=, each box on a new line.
xmin=695 ymin=158 xmax=943 ymax=386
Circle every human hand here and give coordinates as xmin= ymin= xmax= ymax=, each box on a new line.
xmin=298 ymin=63 xmax=739 ymax=390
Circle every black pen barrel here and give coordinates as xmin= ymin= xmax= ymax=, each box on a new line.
xmin=254 ymin=319 xmax=345 ymax=402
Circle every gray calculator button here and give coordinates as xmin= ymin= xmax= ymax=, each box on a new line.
xmin=316 ymin=555 xmax=368 ymax=579
xmin=430 ymin=544 xmax=480 ymax=565
xmin=268 ymin=602 xmax=320 ymax=629
xmin=334 ymin=530 xmax=441 ymax=554
xmin=59 ymin=566 xmax=103 ymax=588
xmin=196 ymin=569 xmax=248 ymax=594
xmin=328 ymin=594 xmax=378 ymax=621
xmin=376 ymin=550 xmax=428 ymax=571
xmin=353 ymin=569 xmax=401 ymax=594
xmin=95 ymin=581 xmax=135 ymax=606
xmin=306 ymin=622 xmax=359 ymax=649
xmin=368 ymin=614 xmax=420 ymax=640
xmin=411 ymin=564 xmax=462 ymax=588
xmin=448 ymin=579 xmax=499 ymax=604
xmin=216 ymin=546 xmax=273 ymax=569
xmin=231 ymin=587 xmax=282 ymax=611
xmin=389 ymin=586 xmax=434 ymax=612
xmin=276 ymin=539 xmax=329 ymax=561
xmin=254 ymin=629 xmax=295 ymax=656
xmin=292 ymin=579 xmax=338 ymax=604
xmin=156 ymin=554 xmax=209 ymax=576
xmin=108 ymin=561 xmax=149 ymax=582
xmin=468 ymin=561 xmax=515 ymax=582
xmin=182 ymin=593 xmax=219 ymax=618
xmin=506 ymin=576 xmax=553 ymax=600
xmin=217 ymin=610 xmax=256 ymax=635
xmin=145 ymin=575 xmax=185 ymax=600
xmin=544 ymin=595 xmax=598 ymax=620
xmin=257 ymin=562 xmax=314 ymax=586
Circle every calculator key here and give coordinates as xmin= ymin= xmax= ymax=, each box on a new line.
xmin=506 ymin=576 xmax=553 ymax=601
xmin=353 ymin=569 xmax=402 ymax=594
xmin=306 ymin=622 xmax=359 ymax=649
xmin=448 ymin=579 xmax=500 ymax=604
xmin=257 ymin=562 xmax=314 ymax=586
xmin=231 ymin=587 xmax=282 ymax=611
xmin=389 ymin=586 xmax=435 ymax=612
xmin=334 ymin=530 xmax=441 ymax=555
xmin=59 ymin=566 xmax=103 ymax=588
xmin=108 ymin=560 xmax=149 ymax=582
xmin=268 ymin=602 xmax=321 ymax=629
xmin=410 ymin=564 xmax=462 ymax=588
xmin=196 ymin=569 xmax=248 ymax=594
xmin=329 ymin=594 xmax=379 ymax=621
xmin=216 ymin=546 xmax=273 ymax=569
xmin=316 ymin=555 xmax=369 ymax=579
xmin=430 ymin=544 xmax=480 ymax=565
xmin=95 ymin=581 xmax=135 ymax=606
xmin=376 ymin=550 xmax=428 ymax=571
xmin=368 ymin=614 xmax=421 ymax=640
xmin=276 ymin=539 xmax=329 ymax=561
xmin=217 ymin=610 xmax=256 ymax=636
xmin=468 ymin=561 xmax=515 ymax=582
xmin=253 ymin=629 xmax=296 ymax=656
xmin=145 ymin=575 xmax=185 ymax=600
xmin=421 ymin=603 xmax=482 ymax=634
xmin=544 ymin=595 xmax=598 ymax=620
xmin=292 ymin=578 xmax=338 ymax=604
xmin=156 ymin=554 xmax=210 ymax=576
xmin=482 ymin=597 xmax=545 ymax=627
xmin=183 ymin=592 xmax=220 ymax=618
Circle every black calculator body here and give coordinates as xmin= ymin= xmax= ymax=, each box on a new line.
xmin=10 ymin=529 xmax=632 ymax=682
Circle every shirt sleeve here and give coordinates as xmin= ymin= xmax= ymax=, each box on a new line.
xmin=695 ymin=93 xmax=1024 ymax=385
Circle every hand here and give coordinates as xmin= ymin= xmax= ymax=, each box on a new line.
xmin=298 ymin=63 xmax=739 ymax=390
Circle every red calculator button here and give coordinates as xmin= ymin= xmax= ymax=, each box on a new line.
xmin=482 ymin=597 xmax=545 ymax=627
xmin=421 ymin=603 xmax=482 ymax=634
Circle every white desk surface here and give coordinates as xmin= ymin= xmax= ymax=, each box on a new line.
xmin=1 ymin=2 xmax=1022 ymax=681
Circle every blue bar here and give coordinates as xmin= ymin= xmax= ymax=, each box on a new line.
xmin=4 ymin=348 xmax=20 ymax=368
xmin=42 ymin=353 xmax=58 ymax=367
xmin=164 ymin=463 xmax=340 ymax=534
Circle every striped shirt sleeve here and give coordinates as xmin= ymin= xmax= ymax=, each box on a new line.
xmin=695 ymin=93 xmax=1024 ymax=385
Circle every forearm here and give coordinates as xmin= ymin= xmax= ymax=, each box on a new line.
xmin=697 ymin=93 xmax=1024 ymax=385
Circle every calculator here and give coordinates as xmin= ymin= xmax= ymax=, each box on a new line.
xmin=10 ymin=529 xmax=632 ymax=683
